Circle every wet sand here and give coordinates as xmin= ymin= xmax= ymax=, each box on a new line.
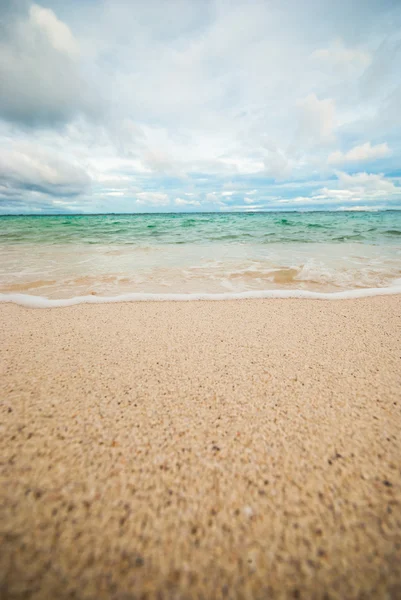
xmin=1 ymin=297 xmax=401 ymax=599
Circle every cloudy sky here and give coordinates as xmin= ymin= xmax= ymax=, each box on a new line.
xmin=0 ymin=0 xmax=401 ymax=213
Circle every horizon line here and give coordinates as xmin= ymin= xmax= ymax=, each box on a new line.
xmin=1 ymin=208 xmax=401 ymax=217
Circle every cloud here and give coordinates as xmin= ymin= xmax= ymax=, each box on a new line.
xmin=296 ymin=93 xmax=336 ymax=144
xmin=174 ymin=198 xmax=201 ymax=207
xmin=275 ymin=171 xmax=401 ymax=208
xmin=264 ymin=150 xmax=291 ymax=179
xmin=328 ymin=142 xmax=391 ymax=164
xmin=315 ymin=172 xmax=400 ymax=204
xmin=358 ymin=37 xmax=401 ymax=102
xmin=311 ymin=39 xmax=371 ymax=73
xmin=313 ymin=177 xmax=399 ymax=205
xmin=336 ymin=171 xmax=398 ymax=194
xmin=220 ymin=203 xmax=265 ymax=211
xmin=29 ymin=4 xmax=80 ymax=58
xmin=0 ymin=0 xmax=401 ymax=213
xmin=0 ymin=2 xmax=99 ymax=126
xmin=205 ymin=192 xmax=225 ymax=206
xmin=136 ymin=192 xmax=169 ymax=206
xmin=336 ymin=205 xmax=383 ymax=211
xmin=0 ymin=142 xmax=91 ymax=196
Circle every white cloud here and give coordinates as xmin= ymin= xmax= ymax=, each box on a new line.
xmin=136 ymin=192 xmax=169 ymax=206
xmin=219 ymin=157 xmax=265 ymax=175
xmin=0 ymin=1 xmax=401 ymax=213
xmin=264 ymin=150 xmax=291 ymax=179
xmin=276 ymin=172 xmax=401 ymax=206
xmin=296 ymin=93 xmax=336 ymax=144
xmin=336 ymin=205 xmax=383 ymax=211
xmin=30 ymin=4 xmax=80 ymax=58
xmin=0 ymin=3 xmax=99 ymax=126
xmin=312 ymin=39 xmax=371 ymax=73
xmin=174 ymin=197 xmax=201 ymax=207
xmin=336 ymin=171 xmax=397 ymax=194
xmin=0 ymin=142 xmax=91 ymax=195
xmin=205 ymin=192 xmax=225 ymax=206
xmin=220 ymin=204 xmax=264 ymax=211
xmin=103 ymin=191 xmax=126 ymax=197
xmin=328 ymin=142 xmax=390 ymax=164
xmin=321 ymin=172 xmax=400 ymax=202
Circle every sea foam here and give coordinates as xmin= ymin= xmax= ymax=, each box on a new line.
xmin=1 ymin=285 xmax=401 ymax=308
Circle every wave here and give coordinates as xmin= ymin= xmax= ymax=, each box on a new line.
xmin=332 ymin=234 xmax=366 ymax=241
xmin=307 ymin=223 xmax=329 ymax=229
xmin=277 ymin=218 xmax=296 ymax=226
xmin=384 ymin=229 xmax=401 ymax=236
xmin=1 ymin=285 xmax=401 ymax=308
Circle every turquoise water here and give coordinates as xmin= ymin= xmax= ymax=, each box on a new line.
xmin=1 ymin=211 xmax=401 ymax=245
xmin=1 ymin=211 xmax=401 ymax=301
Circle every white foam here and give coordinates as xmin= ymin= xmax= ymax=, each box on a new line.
xmin=1 ymin=285 xmax=401 ymax=308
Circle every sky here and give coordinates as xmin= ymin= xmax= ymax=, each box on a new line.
xmin=0 ymin=0 xmax=401 ymax=214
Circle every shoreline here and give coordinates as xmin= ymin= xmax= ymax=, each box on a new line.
xmin=1 ymin=283 xmax=401 ymax=308
xmin=1 ymin=297 xmax=400 ymax=599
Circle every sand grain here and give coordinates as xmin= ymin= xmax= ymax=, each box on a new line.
xmin=1 ymin=297 xmax=401 ymax=599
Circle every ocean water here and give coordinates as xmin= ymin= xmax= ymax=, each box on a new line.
xmin=1 ymin=211 xmax=401 ymax=305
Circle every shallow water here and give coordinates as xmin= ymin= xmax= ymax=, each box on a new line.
xmin=1 ymin=211 xmax=401 ymax=302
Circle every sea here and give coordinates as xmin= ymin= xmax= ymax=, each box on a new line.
xmin=1 ymin=211 xmax=401 ymax=306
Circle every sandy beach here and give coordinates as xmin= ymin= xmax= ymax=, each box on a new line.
xmin=1 ymin=297 xmax=400 ymax=599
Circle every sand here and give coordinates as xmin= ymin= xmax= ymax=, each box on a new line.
xmin=1 ymin=297 xmax=400 ymax=600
